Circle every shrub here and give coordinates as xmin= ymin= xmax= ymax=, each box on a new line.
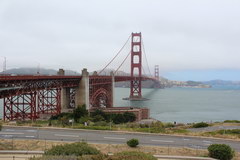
xmin=208 ymin=144 xmax=235 ymax=160
xmin=50 ymin=113 xmax=73 ymax=121
xmin=113 ymin=151 xmax=157 ymax=160
xmin=91 ymin=109 xmax=107 ymax=120
xmin=112 ymin=114 xmax=125 ymax=124
xmin=164 ymin=122 xmax=175 ymax=128
xmin=192 ymin=122 xmax=209 ymax=128
xmin=93 ymin=121 xmax=108 ymax=126
xmin=44 ymin=142 xmax=100 ymax=156
xmin=73 ymin=105 xmax=88 ymax=122
xmin=123 ymin=112 xmax=136 ymax=122
xmin=92 ymin=115 xmax=105 ymax=122
xmin=218 ymin=129 xmax=240 ymax=135
xmin=0 ymin=122 xmax=2 ymax=131
xmin=127 ymin=138 xmax=139 ymax=147
xmin=224 ymin=120 xmax=240 ymax=123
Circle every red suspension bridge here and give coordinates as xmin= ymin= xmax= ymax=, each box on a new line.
xmin=0 ymin=33 xmax=161 ymax=121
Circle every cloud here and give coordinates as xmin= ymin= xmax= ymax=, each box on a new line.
xmin=0 ymin=0 xmax=240 ymax=79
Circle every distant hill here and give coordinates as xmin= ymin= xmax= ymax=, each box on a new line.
xmin=202 ymin=80 xmax=240 ymax=85
xmin=1 ymin=67 xmax=80 ymax=75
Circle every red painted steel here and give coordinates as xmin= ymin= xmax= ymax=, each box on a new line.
xmin=89 ymin=76 xmax=113 ymax=108
xmin=3 ymin=92 xmax=38 ymax=121
xmin=130 ymin=33 xmax=142 ymax=99
xmin=38 ymin=88 xmax=61 ymax=115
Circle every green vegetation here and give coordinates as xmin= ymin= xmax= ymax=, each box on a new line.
xmin=208 ymin=144 xmax=235 ymax=160
xmin=44 ymin=142 xmax=100 ymax=156
xmin=204 ymin=129 xmax=240 ymax=137
xmin=127 ymin=138 xmax=139 ymax=147
xmin=0 ymin=122 xmax=2 ymax=131
xmin=224 ymin=120 xmax=240 ymax=123
xmin=30 ymin=151 xmax=157 ymax=160
xmin=113 ymin=151 xmax=157 ymax=160
xmin=192 ymin=122 xmax=209 ymax=128
xmin=30 ymin=142 xmax=156 ymax=160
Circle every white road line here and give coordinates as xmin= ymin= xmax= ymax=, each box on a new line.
xmin=25 ymin=136 xmax=35 ymax=138
xmin=54 ymin=134 xmax=79 ymax=138
xmin=2 ymin=135 xmax=13 ymax=137
xmin=151 ymin=140 xmax=174 ymax=143
xmin=5 ymin=129 xmax=15 ymax=132
xmin=0 ymin=132 xmax=24 ymax=135
xmin=183 ymin=138 xmax=190 ymax=141
xmin=26 ymin=130 xmax=37 ymax=132
xmin=203 ymin=140 xmax=212 ymax=144
xmin=104 ymin=137 xmax=126 ymax=140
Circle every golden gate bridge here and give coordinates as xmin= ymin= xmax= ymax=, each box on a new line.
xmin=0 ymin=32 xmax=161 ymax=121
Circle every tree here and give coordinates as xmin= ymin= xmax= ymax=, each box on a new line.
xmin=73 ymin=104 xmax=88 ymax=122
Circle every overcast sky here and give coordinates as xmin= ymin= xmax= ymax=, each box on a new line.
xmin=0 ymin=0 xmax=240 ymax=81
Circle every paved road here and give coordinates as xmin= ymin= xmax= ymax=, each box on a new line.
xmin=0 ymin=126 xmax=240 ymax=151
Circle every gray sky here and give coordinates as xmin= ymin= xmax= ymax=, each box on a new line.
xmin=0 ymin=0 xmax=240 ymax=80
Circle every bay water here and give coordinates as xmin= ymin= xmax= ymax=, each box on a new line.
xmin=1 ymin=86 xmax=240 ymax=123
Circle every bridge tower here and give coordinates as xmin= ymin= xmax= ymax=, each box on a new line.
xmin=130 ymin=33 xmax=142 ymax=99
xmin=154 ymin=65 xmax=159 ymax=80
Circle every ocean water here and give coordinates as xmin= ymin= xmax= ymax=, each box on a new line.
xmin=1 ymin=86 xmax=240 ymax=123
xmin=114 ymin=86 xmax=240 ymax=123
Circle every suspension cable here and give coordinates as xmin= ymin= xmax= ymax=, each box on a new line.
xmin=142 ymin=38 xmax=152 ymax=77
xmin=98 ymin=34 xmax=131 ymax=75
xmin=114 ymin=51 xmax=131 ymax=75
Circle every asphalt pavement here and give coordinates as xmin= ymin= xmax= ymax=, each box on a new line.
xmin=0 ymin=126 xmax=239 ymax=151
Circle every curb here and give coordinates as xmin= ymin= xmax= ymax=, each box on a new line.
xmin=3 ymin=125 xmax=240 ymax=142
xmin=0 ymin=150 xmax=44 ymax=154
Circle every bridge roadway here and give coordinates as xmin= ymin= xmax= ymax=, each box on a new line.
xmin=1 ymin=126 xmax=240 ymax=152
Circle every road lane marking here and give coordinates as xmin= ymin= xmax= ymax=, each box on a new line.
xmin=0 ymin=132 xmax=24 ymax=135
xmin=26 ymin=130 xmax=37 ymax=132
xmin=151 ymin=140 xmax=174 ymax=143
xmin=54 ymin=134 xmax=79 ymax=138
xmin=5 ymin=129 xmax=15 ymax=132
xmin=25 ymin=136 xmax=35 ymax=138
xmin=104 ymin=137 xmax=126 ymax=140
xmin=183 ymin=138 xmax=190 ymax=141
xmin=2 ymin=135 xmax=13 ymax=137
xmin=203 ymin=140 xmax=212 ymax=144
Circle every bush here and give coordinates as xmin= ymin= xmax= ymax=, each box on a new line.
xmin=112 ymin=114 xmax=125 ymax=124
xmin=127 ymin=139 xmax=139 ymax=147
xmin=123 ymin=112 xmax=136 ymax=122
xmin=208 ymin=144 xmax=235 ymax=160
xmin=73 ymin=105 xmax=88 ymax=122
xmin=50 ymin=113 xmax=73 ymax=121
xmin=164 ymin=122 xmax=175 ymax=128
xmin=92 ymin=115 xmax=105 ymax=122
xmin=192 ymin=122 xmax=209 ymax=128
xmin=44 ymin=142 xmax=100 ymax=156
xmin=218 ymin=129 xmax=240 ymax=135
xmin=224 ymin=120 xmax=240 ymax=123
xmin=0 ymin=122 xmax=2 ymax=131
xmin=30 ymin=152 xmax=156 ymax=160
xmin=93 ymin=121 xmax=108 ymax=126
